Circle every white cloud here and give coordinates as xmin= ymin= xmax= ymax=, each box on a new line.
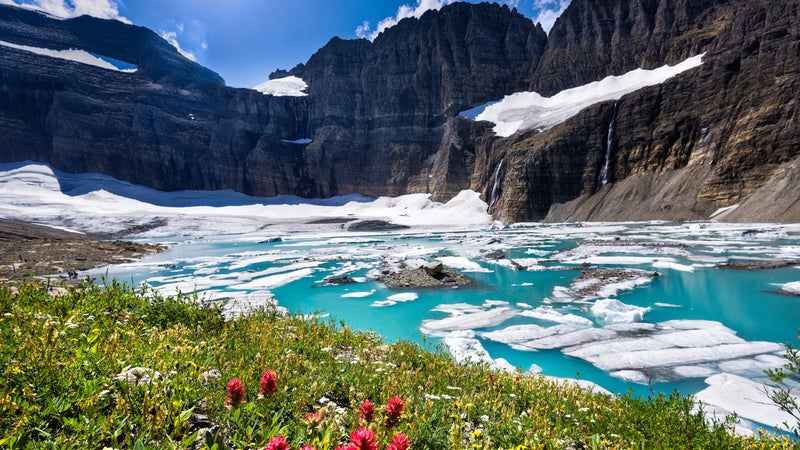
xmin=5 ymin=0 xmax=130 ymax=23
xmin=355 ymin=21 xmax=371 ymax=39
xmin=160 ymin=30 xmax=197 ymax=62
xmin=356 ymin=0 xmax=458 ymax=41
xmin=532 ymin=0 xmax=570 ymax=33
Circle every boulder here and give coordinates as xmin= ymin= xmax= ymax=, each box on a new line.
xmin=423 ymin=261 xmax=443 ymax=276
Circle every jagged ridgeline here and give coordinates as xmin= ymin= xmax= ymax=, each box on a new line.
xmin=0 ymin=0 xmax=797 ymax=222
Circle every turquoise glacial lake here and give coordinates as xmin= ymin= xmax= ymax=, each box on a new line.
xmin=95 ymin=222 xmax=800 ymax=403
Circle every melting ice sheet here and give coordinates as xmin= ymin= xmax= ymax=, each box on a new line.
xmin=3 ymin=161 xmax=800 ymax=432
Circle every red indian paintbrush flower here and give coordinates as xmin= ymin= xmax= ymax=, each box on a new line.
xmin=264 ymin=434 xmax=290 ymax=450
xmin=303 ymin=411 xmax=323 ymax=428
xmin=260 ymin=370 xmax=278 ymax=397
xmin=300 ymin=445 xmax=317 ymax=450
xmin=359 ymin=400 xmax=374 ymax=423
xmin=386 ymin=433 xmax=411 ymax=450
xmin=225 ymin=378 xmax=245 ymax=407
xmin=349 ymin=426 xmax=377 ymax=450
xmin=384 ymin=396 xmax=404 ymax=427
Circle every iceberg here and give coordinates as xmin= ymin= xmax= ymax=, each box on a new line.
xmin=590 ymin=299 xmax=650 ymax=324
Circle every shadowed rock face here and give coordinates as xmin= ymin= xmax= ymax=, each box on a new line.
xmin=0 ymin=0 xmax=798 ymax=223
xmin=480 ymin=0 xmax=800 ymax=223
xmin=0 ymin=2 xmax=543 ymax=199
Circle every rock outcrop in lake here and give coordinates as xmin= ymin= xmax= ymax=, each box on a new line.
xmin=0 ymin=0 xmax=797 ymax=223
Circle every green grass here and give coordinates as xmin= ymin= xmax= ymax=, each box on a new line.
xmin=0 ymin=280 xmax=797 ymax=449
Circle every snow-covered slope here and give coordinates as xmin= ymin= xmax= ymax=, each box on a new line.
xmin=467 ymin=54 xmax=705 ymax=137
xmin=0 ymin=39 xmax=137 ymax=72
xmin=252 ymin=75 xmax=308 ymax=96
xmin=0 ymin=161 xmax=492 ymax=236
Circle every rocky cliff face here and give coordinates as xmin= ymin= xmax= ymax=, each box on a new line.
xmin=291 ymin=2 xmax=545 ymax=197
xmin=0 ymin=0 xmax=798 ymax=223
xmin=483 ymin=0 xmax=800 ymax=223
xmin=0 ymin=2 xmax=543 ymax=199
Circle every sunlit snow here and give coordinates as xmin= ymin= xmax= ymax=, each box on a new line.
xmin=0 ymin=161 xmax=492 ymax=236
xmin=468 ymin=53 xmax=705 ymax=137
xmin=0 ymin=39 xmax=137 ymax=72
xmin=252 ymin=75 xmax=308 ymax=96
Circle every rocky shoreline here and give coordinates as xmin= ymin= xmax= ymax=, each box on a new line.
xmin=0 ymin=218 xmax=163 ymax=284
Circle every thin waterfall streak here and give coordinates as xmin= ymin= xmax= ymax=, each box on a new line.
xmin=600 ymin=102 xmax=617 ymax=187
xmin=489 ymin=159 xmax=504 ymax=210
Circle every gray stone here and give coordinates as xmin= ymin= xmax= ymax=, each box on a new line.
xmin=423 ymin=261 xmax=443 ymax=276
xmin=112 ymin=367 xmax=162 ymax=386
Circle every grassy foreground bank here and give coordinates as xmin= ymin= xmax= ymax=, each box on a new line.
xmin=0 ymin=281 xmax=795 ymax=449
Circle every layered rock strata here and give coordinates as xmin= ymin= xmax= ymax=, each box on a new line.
xmin=0 ymin=0 xmax=797 ymax=223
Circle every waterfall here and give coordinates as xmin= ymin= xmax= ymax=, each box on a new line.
xmin=489 ymin=159 xmax=504 ymax=210
xmin=599 ymin=102 xmax=618 ymax=187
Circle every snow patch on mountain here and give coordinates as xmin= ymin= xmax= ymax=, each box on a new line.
xmin=252 ymin=75 xmax=308 ymax=96
xmin=468 ymin=53 xmax=705 ymax=137
xmin=0 ymin=39 xmax=137 ymax=72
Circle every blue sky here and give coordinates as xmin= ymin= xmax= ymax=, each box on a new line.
xmin=2 ymin=0 xmax=570 ymax=88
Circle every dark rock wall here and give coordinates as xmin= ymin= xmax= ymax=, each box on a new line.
xmin=294 ymin=2 xmax=545 ymax=197
xmin=1 ymin=0 xmax=798 ymax=223
xmin=485 ymin=0 xmax=800 ymax=222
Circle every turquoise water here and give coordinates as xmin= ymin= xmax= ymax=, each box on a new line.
xmin=99 ymin=222 xmax=800 ymax=401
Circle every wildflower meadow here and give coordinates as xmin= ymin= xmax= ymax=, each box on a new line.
xmin=0 ymin=280 xmax=797 ymax=448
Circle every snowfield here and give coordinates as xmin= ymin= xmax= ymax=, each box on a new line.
xmin=252 ymin=75 xmax=308 ymax=96
xmin=467 ymin=53 xmax=705 ymax=137
xmin=0 ymin=39 xmax=137 ymax=72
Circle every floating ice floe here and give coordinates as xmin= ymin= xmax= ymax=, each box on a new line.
xmin=234 ymin=261 xmax=324 ymax=282
xmin=341 ymin=290 xmax=376 ymax=298
xmin=564 ymin=323 xmax=783 ymax=379
xmin=694 ymin=373 xmax=799 ymax=434
xmin=0 ymin=40 xmax=137 ymax=72
xmin=252 ymin=75 xmax=308 ymax=96
xmin=519 ymin=306 xmax=594 ymax=327
xmin=779 ymin=281 xmax=800 ymax=295
xmin=654 ymin=302 xmax=682 ymax=308
xmin=651 ymin=261 xmax=695 ymax=272
xmin=471 ymin=53 xmax=705 ymax=137
xmin=477 ymin=315 xmax=785 ymax=385
xmin=554 ymin=243 xmax=690 ymax=262
xmin=420 ymin=305 xmax=518 ymax=336
xmin=443 ymin=330 xmax=516 ymax=372
xmin=371 ymin=292 xmax=419 ymax=307
xmin=230 ymin=268 xmax=316 ymax=290
xmin=590 ymin=299 xmax=650 ymax=324
xmin=437 ymin=256 xmax=493 ymax=273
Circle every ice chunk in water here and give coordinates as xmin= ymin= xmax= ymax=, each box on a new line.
xmin=519 ymin=306 xmax=594 ymax=327
xmin=591 ymin=299 xmax=650 ymax=324
xmin=695 ymin=373 xmax=799 ymax=432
